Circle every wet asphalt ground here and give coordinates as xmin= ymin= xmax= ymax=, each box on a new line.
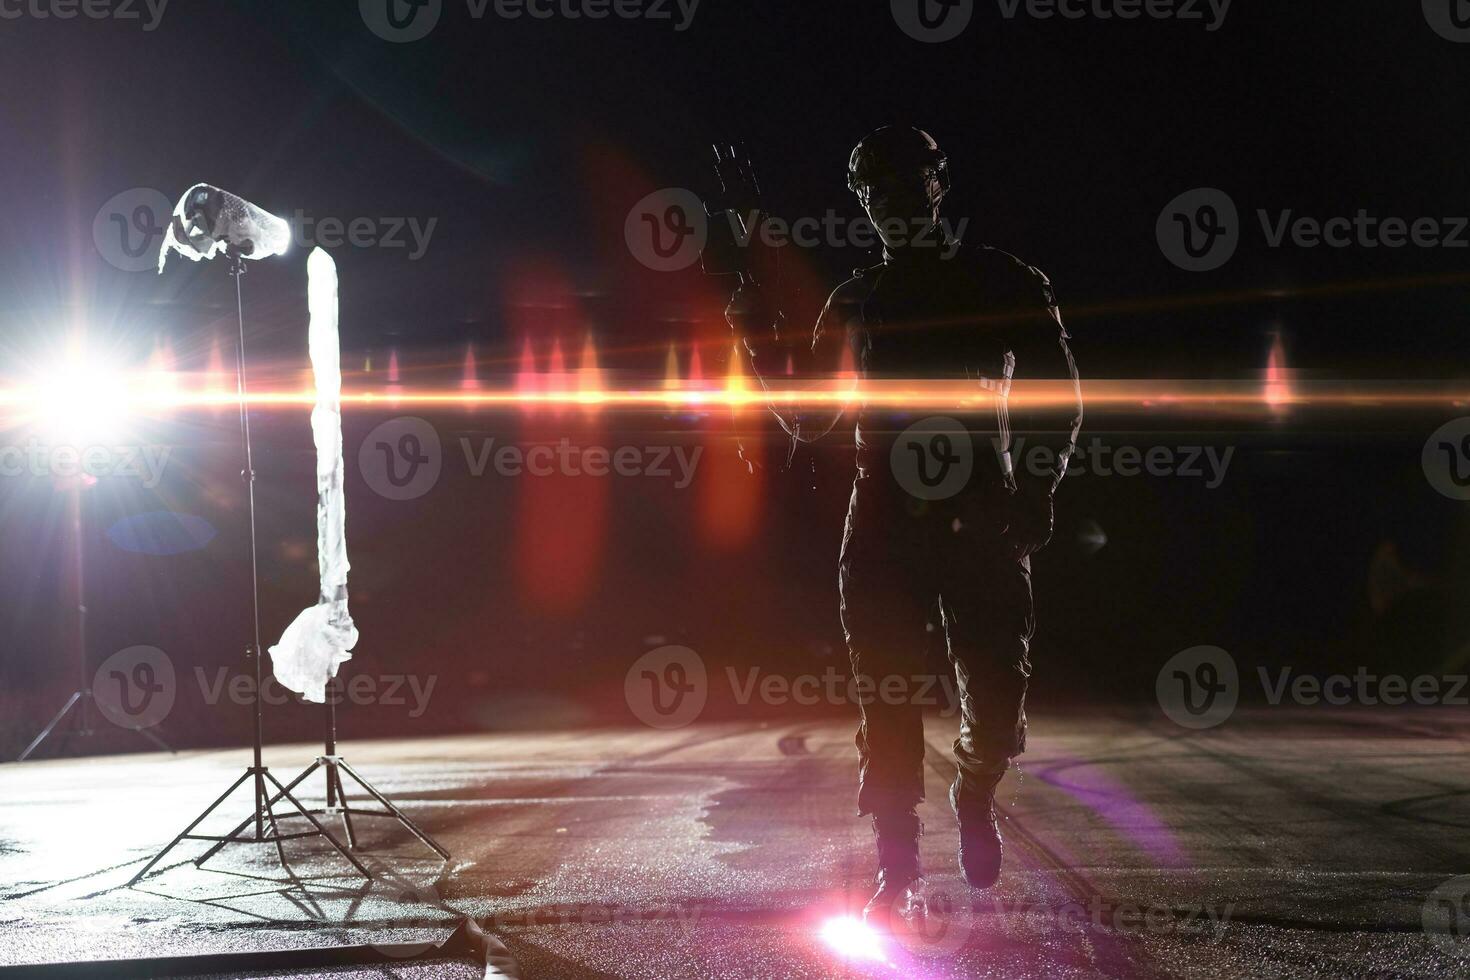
xmin=3 ymin=707 xmax=1470 ymax=978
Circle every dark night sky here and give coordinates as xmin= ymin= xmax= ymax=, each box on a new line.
xmin=2 ymin=2 xmax=1469 ymax=747
xmin=0 ymin=3 xmax=1466 ymax=350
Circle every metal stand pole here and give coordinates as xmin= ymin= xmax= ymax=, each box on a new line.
xmin=129 ymin=251 xmax=367 ymax=886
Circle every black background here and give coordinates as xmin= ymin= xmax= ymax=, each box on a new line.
xmin=2 ymin=1 xmax=1469 ymax=751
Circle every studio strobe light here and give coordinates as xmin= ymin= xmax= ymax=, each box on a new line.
xmin=130 ymin=184 xmax=448 ymax=886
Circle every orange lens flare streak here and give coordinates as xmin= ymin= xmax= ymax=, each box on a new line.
xmin=1 ymin=378 xmax=1466 ymax=417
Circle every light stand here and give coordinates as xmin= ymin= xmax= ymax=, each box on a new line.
xmin=129 ymin=250 xmax=368 ymax=886
xmin=16 ymin=682 xmax=175 ymax=762
xmin=311 ymin=686 xmax=452 ymax=860
xmin=189 ymin=680 xmax=451 ymax=866
xmin=18 ymin=478 xmax=175 ymax=761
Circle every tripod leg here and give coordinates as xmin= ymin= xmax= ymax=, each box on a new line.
xmin=129 ymin=768 xmax=255 ymax=885
xmin=265 ymin=800 xmax=288 ymax=869
xmin=265 ymin=771 xmax=372 ymax=879
xmin=136 ymin=724 xmax=177 ymax=754
xmin=17 ymin=692 xmax=83 ymax=762
xmin=330 ymin=766 xmax=358 ymax=850
xmin=338 ymin=760 xmax=450 ymax=860
xmin=196 ymin=762 xmax=323 ymax=866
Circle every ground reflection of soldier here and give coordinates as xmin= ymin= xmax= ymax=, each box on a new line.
xmin=726 ymin=127 xmax=1083 ymax=927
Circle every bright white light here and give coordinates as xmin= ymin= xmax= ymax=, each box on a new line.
xmin=820 ymin=915 xmax=888 ymax=962
xmin=30 ymin=349 xmax=135 ymax=445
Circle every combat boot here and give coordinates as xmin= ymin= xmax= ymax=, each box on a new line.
xmin=951 ymin=770 xmax=1004 ymax=889
xmin=862 ymin=808 xmax=925 ymax=931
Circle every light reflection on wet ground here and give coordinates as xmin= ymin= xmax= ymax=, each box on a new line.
xmin=3 ymin=710 xmax=1470 ymax=977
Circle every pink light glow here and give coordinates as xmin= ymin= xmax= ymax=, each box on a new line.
xmin=819 ymin=916 xmax=888 ymax=962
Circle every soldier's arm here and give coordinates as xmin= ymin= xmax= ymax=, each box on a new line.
xmin=1005 ymin=268 xmax=1083 ymax=552
xmin=727 ymin=280 xmax=859 ymax=444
